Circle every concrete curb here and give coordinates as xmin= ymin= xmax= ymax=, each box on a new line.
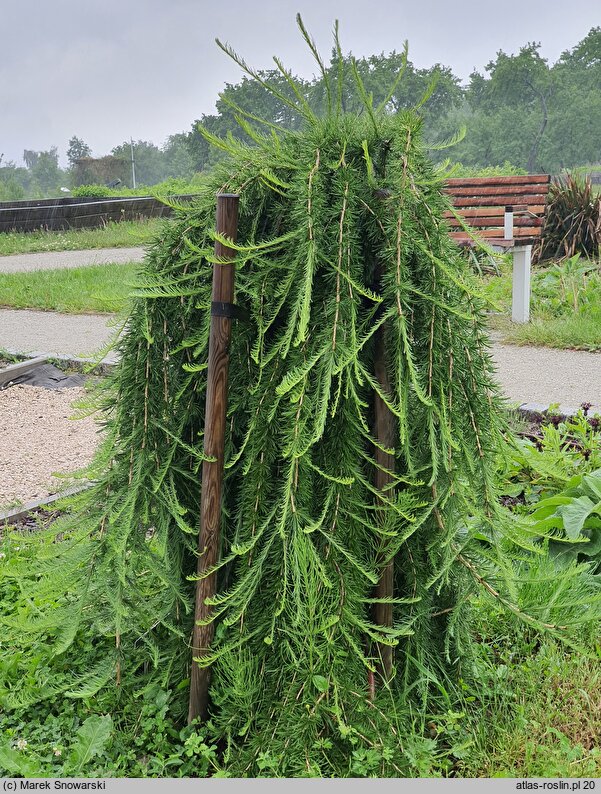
xmin=517 ymin=401 xmax=597 ymax=420
xmin=2 ymin=348 xmax=117 ymax=376
xmin=0 ymin=485 xmax=91 ymax=526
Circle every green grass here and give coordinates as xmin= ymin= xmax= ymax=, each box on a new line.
xmin=0 ymin=218 xmax=162 ymax=256
xmin=460 ymin=640 xmax=601 ymax=777
xmin=482 ymin=256 xmax=601 ymax=350
xmin=0 ymin=263 xmax=138 ymax=313
xmin=500 ymin=314 xmax=601 ymax=350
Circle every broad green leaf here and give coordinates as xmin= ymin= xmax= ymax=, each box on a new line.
xmin=556 ymin=496 xmax=599 ymax=539
xmin=578 ymin=527 xmax=601 ymax=557
xmin=67 ymin=714 xmax=113 ymax=773
xmin=312 ymin=675 xmax=329 ymax=692
xmin=0 ymin=744 xmax=40 ymax=776
xmin=531 ymin=515 xmax=566 ymax=533
xmin=531 ymin=496 xmax=574 ymax=521
xmin=500 ymin=483 xmax=526 ymax=498
xmin=582 ymin=474 xmax=601 ymax=502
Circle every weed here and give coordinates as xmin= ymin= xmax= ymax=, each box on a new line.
xmin=483 ymin=255 xmax=601 ymax=350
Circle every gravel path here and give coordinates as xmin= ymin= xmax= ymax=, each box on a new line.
xmin=0 ymin=246 xmax=145 ymax=273
xmin=0 ymin=385 xmax=101 ymax=508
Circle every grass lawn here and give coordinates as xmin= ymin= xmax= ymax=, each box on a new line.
xmin=0 ymin=262 xmax=137 ymax=313
xmin=481 ymin=255 xmax=601 ymax=350
xmin=491 ymin=312 xmax=601 ymax=351
xmin=0 ymin=218 xmax=162 ymax=256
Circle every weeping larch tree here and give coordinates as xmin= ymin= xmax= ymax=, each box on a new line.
xmin=4 ymin=19 xmax=558 ymax=776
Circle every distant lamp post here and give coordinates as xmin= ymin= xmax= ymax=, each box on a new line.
xmin=130 ymin=139 xmax=137 ymax=190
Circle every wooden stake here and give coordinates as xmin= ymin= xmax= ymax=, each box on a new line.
xmin=188 ymin=193 xmax=239 ymax=724
xmin=372 ymin=320 xmax=395 ymax=682
xmin=370 ymin=221 xmax=396 ymax=682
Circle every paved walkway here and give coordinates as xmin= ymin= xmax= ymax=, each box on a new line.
xmin=0 ymin=306 xmax=599 ymax=413
xmin=493 ymin=343 xmax=600 ymax=414
xmin=0 ymin=309 xmax=120 ymax=364
xmin=1 ymin=246 xmax=599 ymax=412
xmin=0 ymin=246 xmax=146 ymax=273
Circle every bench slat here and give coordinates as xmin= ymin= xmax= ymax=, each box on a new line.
xmin=446 ymin=216 xmax=543 ymax=229
xmin=450 ymin=227 xmax=541 ymax=240
xmin=443 ymin=184 xmax=549 ymax=198
xmin=445 ymin=174 xmax=550 ymax=187
xmin=442 ymin=205 xmax=545 ymax=218
xmin=452 ymin=237 xmax=515 ymax=248
xmin=451 ymin=194 xmax=548 ymax=208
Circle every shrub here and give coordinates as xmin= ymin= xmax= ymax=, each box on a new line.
xmin=535 ymin=173 xmax=601 ymax=261
xmin=149 ymin=177 xmax=204 ymax=197
xmin=439 ymin=161 xmax=528 ymax=178
xmin=2 ymin=43 xmax=510 ymax=777
xmin=71 ymin=180 xmax=204 ymax=200
xmin=71 ymin=184 xmax=115 ymax=198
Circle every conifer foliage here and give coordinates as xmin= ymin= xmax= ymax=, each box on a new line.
xmin=3 ymin=20 xmax=513 ymax=775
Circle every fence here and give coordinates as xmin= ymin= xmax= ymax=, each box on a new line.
xmin=0 ymin=194 xmax=197 ymax=233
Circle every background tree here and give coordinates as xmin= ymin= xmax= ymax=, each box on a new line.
xmin=558 ymin=25 xmax=601 ymax=69
xmin=0 ymin=159 xmax=28 ymax=201
xmin=20 ymin=147 xmax=65 ymax=195
xmin=544 ymin=27 xmax=601 ymax=169
xmin=67 ymin=136 xmax=92 ymax=167
xmin=437 ymin=28 xmax=601 ymax=173
xmin=22 ymin=149 xmax=40 ymax=170
xmin=485 ymin=44 xmax=552 ymax=172
xmin=162 ymin=133 xmax=195 ymax=180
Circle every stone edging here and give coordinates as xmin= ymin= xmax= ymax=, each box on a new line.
xmin=0 ymin=485 xmax=91 ymax=526
xmin=517 ymin=401 xmax=597 ymax=420
xmin=1 ymin=349 xmax=117 ymax=376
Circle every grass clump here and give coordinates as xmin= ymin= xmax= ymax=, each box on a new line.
xmin=503 ymin=314 xmax=601 ymax=350
xmin=457 ymin=624 xmax=601 ymax=777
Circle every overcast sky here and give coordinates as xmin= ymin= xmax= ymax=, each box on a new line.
xmin=1 ymin=0 xmax=598 ymax=167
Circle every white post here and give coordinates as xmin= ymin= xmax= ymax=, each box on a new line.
xmin=511 ymin=245 xmax=532 ymax=323
xmin=504 ymin=205 xmax=513 ymax=240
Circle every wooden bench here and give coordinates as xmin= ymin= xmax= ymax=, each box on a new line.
xmin=442 ymin=174 xmax=551 ymax=322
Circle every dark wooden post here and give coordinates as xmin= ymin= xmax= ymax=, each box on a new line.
xmin=371 ymin=255 xmax=395 ymax=683
xmin=188 ymin=193 xmax=239 ymax=724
